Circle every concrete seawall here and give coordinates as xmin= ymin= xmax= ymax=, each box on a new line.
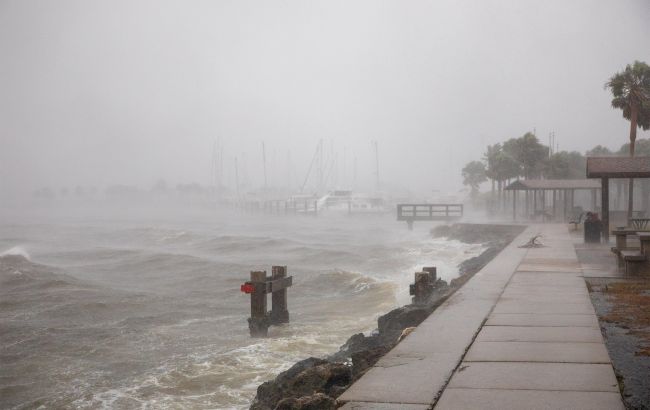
xmin=339 ymin=224 xmax=624 ymax=409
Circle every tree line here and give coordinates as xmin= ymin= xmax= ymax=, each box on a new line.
xmin=462 ymin=60 xmax=650 ymax=217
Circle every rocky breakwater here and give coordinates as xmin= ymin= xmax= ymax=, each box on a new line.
xmin=249 ymin=223 xmax=525 ymax=410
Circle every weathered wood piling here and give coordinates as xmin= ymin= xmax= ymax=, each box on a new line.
xmin=241 ymin=266 xmax=293 ymax=337
xmin=409 ymin=266 xmax=438 ymax=304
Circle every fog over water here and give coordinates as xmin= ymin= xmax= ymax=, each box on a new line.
xmin=1 ymin=1 xmax=650 ymax=409
xmin=1 ymin=1 xmax=649 ymax=198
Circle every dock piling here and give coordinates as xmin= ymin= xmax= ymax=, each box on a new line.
xmin=242 ymin=267 xmax=293 ymax=337
xmin=409 ymin=266 xmax=437 ymax=304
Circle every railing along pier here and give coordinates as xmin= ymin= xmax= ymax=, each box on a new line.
xmin=397 ymin=203 xmax=463 ymax=229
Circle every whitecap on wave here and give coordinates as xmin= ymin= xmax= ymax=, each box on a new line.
xmin=0 ymin=246 xmax=31 ymax=260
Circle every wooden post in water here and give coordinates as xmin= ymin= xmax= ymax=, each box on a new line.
xmin=270 ymin=266 xmax=290 ymax=324
xmin=241 ymin=267 xmax=293 ymax=337
xmin=410 ymin=266 xmax=437 ymax=304
xmin=423 ymin=266 xmax=437 ymax=280
xmin=248 ymin=270 xmax=269 ymax=337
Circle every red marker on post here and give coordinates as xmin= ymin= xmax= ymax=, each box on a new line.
xmin=240 ymin=282 xmax=254 ymax=294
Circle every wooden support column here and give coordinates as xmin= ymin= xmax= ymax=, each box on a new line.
xmin=513 ymin=190 xmax=517 ymax=221
xmin=591 ymin=189 xmax=597 ymax=211
xmin=270 ymin=266 xmax=289 ymax=324
xmin=248 ymin=270 xmax=269 ymax=337
xmin=525 ymin=190 xmax=530 ymax=218
xmin=602 ymin=178 xmax=609 ymax=243
xmin=552 ymin=190 xmax=557 ymax=221
xmin=533 ymin=190 xmax=538 ymax=217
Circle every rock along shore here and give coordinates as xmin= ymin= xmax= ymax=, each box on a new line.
xmin=249 ymin=223 xmax=525 ymax=410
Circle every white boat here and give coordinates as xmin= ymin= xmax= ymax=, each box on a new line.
xmin=317 ymin=190 xmax=389 ymax=215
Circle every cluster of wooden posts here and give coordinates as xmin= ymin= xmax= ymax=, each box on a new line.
xmin=240 ymin=265 xmax=441 ymax=337
xmin=240 ymin=266 xmax=293 ymax=337
xmin=409 ymin=267 xmax=439 ymax=304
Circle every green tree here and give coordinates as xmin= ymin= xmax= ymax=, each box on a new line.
xmin=502 ymin=132 xmax=549 ymax=179
xmin=606 ymin=60 xmax=650 ymax=221
xmin=586 ymin=145 xmax=614 ymax=157
xmin=462 ymin=161 xmax=487 ymax=197
xmin=544 ymin=151 xmax=586 ymax=179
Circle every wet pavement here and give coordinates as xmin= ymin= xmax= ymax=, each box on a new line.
xmin=578 ymin=240 xmax=650 ymax=410
xmin=340 ymin=224 xmax=627 ymax=410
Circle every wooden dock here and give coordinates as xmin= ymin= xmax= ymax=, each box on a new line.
xmin=397 ymin=203 xmax=463 ymax=229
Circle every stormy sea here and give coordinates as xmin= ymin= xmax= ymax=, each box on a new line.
xmin=0 ymin=204 xmax=483 ymax=409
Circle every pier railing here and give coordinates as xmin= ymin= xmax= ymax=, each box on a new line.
xmin=397 ymin=203 xmax=463 ymax=228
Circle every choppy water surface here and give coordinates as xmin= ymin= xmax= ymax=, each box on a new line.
xmin=0 ymin=205 xmax=483 ymax=409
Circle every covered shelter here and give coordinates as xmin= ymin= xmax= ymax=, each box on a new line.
xmin=504 ymin=179 xmax=601 ymax=222
xmin=586 ymin=157 xmax=650 ymax=242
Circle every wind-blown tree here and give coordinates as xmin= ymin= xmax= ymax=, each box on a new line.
xmin=502 ymin=133 xmax=549 ymax=179
xmin=462 ymin=161 xmax=487 ymax=197
xmin=606 ymin=60 xmax=650 ymax=221
xmin=484 ymin=145 xmax=521 ymax=210
xmin=484 ymin=144 xmax=502 ymax=198
xmin=586 ymin=145 xmax=614 ymax=157
xmin=543 ymin=151 xmax=586 ymax=179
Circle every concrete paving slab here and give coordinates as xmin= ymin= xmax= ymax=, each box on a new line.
xmin=340 ymin=402 xmax=429 ymax=410
xmin=509 ymin=272 xmax=584 ymax=282
xmin=435 ymin=389 xmax=625 ymax=410
xmin=476 ymin=326 xmax=603 ymax=343
xmin=497 ymin=294 xmax=593 ymax=304
xmin=338 ymin=355 xmax=456 ymax=404
xmin=500 ymin=287 xmax=590 ymax=296
xmin=486 ymin=313 xmax=598 ymax=327
xmin=521 ymin=257 xmax=581 ymax=267
xmin=492 ymin=301 xmax=595 ymax=314
xmin=447 ymin=362 xmax=619 ymax=392
xmin=517 ymin=264 xmax=583 ymax=272
xmin=465 ymin=341 xmax=610 ymax=363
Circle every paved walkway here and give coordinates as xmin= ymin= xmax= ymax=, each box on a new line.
xmin=340 ymin=224 xmax=624 ymax=410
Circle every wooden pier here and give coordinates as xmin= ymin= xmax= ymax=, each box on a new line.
xmin=397 ymin=203 xmax=463 ymax=229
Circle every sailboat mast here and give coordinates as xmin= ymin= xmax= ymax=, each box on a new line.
xmin=262 ymin=142 xmax=268 ymax=190
xmin=373 ymin=140 xmax=380 ymax=192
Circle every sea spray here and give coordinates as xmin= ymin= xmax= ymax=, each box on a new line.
xmin=0 ymin=246 xmax=30 ymax=260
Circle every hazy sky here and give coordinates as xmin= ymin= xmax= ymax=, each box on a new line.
xmin=1 ymin=0 xmax=649 ymax=197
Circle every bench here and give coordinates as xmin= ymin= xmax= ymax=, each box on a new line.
xmin=611 ymin=228 xmax=640 ymax=268
xmin=568 ymin=212 xmax=585 ymax=231
xmin=620 ymin=232 xmax=650 ymax=275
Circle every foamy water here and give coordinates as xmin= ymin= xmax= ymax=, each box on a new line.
xmin=0 ymin=206 xmax=483 ymax=409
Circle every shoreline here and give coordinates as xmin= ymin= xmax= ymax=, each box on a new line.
xmin=248 ymin=223 xmax=526 ymax=410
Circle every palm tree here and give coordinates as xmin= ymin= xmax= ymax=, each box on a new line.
xmin=605 ymin=61 xmax=650 ymax=223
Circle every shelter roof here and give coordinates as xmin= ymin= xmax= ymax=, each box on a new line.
xmin=586 ymin=157 xmax=650 ymax=179
xmin=504 ymin=179 xmax=601 ymax=191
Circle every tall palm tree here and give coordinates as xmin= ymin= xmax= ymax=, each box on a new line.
xmin=606 ymin=61 xmax=650 ymax=223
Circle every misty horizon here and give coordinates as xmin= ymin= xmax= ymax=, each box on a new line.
xmin=1 ymin=0 xmax=650 ymax=199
